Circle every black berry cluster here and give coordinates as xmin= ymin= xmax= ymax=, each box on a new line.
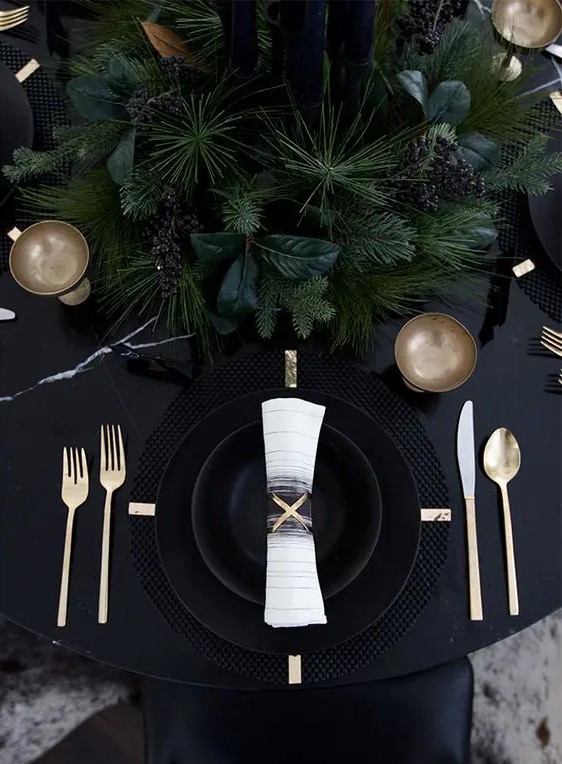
xmin=150 ymin=187 xmax=201 ymax=297
xmin=399 ymin=0 xmax=464 ymax=54
xmin=159 ymin=55 xmax=204 ymax=87
xmin=126 ymin=87 xmax=183 ymax=125
xmin=396 ymin=135 xmax=485 ymax=213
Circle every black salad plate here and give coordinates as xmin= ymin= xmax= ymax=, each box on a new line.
xmin=0 ymin=62 xmax=34 ymax=206
xmin=155 ymin=389 xmax=421 ymax=654
xmin=192 ymin=422 xmax=383 ymax=605
xmin=528 ymin=127 xmax=562 ymax=273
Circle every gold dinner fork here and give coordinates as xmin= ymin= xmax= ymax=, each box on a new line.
xmin=58 ymin=447 xmax=89 ymax=627
xmin=98 ymin=424 xmax=126 ymax=624
xmin=0 ymin=5 xmax=29 ymax=32
xmin=540 ymin=326 xmax=562 ymax=357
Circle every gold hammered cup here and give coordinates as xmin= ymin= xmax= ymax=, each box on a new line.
xmin=8 ymin=221 xmax=91 ymax=305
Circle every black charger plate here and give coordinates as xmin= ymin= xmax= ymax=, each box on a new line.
xmin=156 ymin=389 xmax=420 ymax=654
xmin=192 ymin=422 xmax=382 ymax=604
xmin=528 ymin=127 xmax=562 ymax=273
xmin=0 ymin=62 xmax=34 ymax=206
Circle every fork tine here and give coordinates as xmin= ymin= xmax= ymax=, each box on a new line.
xmin=117 ymin=425 xmax=125 ymax=471
xmin=0 ymin=8 xmax=29 ymax=18
xmin=111 ymin=425 xmax=118 ymax=471
xmin=101 ymin=425 xmax=107 ymax=471
xmin=541 ymin=327 xmax=562 ymax=345
xmin=80 ymin=448 xmax=88 ymax=481
xmin=63 ymin=447 xmax=69 ymax=480
xmin=543 ymin=325 xmax=562 ymax=339
xmin=0 ymin=10 xmax=29 ymax=23
xmin=540 ymin=339 xmax=562 ymax=357
xmin=73 ymin=448 xmax=80 ymax=484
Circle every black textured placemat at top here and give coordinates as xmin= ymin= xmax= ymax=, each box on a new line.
xmin=504 ymin=99 xmax=562 ymax=323
xmin=129 ymin=352 xmax=450 ymax=685
xmin=0 ymin=41 xmax=68 ymax=273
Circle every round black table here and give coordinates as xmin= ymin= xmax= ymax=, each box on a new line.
xmin=0 ymin=2 xmax=561 ymax=689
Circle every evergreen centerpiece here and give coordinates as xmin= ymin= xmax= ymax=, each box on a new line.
xmin=4 ymin=0 xmax=562 ymax=350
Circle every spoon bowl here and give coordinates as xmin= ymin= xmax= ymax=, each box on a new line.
xmin=483 ymin=427 xmax=521 ymax=485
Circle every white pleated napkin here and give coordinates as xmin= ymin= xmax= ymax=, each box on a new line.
xmin=261 ymin=397 xmax=327 ymax=628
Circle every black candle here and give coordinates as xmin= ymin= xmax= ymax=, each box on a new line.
xmin=295 ymin=0 xmax=327 ymax=114
xmin=344 ymin=0 xmax=376 ymax=66
xmin=211 ymin=0 xmax=233 ymax=60
xmin=278 ymin=0 xmax=306 ymax=93
xmin=231 ymin=0 xmax=258 ymax=77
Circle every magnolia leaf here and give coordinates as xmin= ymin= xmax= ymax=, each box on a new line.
xmin=459 ymin=214 xmax=498 ymax=249
xmin=456 ymin=132 xmax=500 ymax=171
xmin=141 ymin=21 xmax=190 ymax=59
xmin=191 ymin=233 xmax=245 ymax=263
xmin=217 ymin=253 xmax=259 ymax=317
xmin=427 ymin=80 xmax=470 ymax=125
xmin=396 ymin=70 xmax=428 ymax=115
xmin=67 ymin=77 xmax=128 ymax=122
xmin=106 ymin=128 xmax=136 ymax=185
xmin=257 ymin=235 xmax=340 ymax=281
xmin=105 ymin=55 xmax=141 ymax=96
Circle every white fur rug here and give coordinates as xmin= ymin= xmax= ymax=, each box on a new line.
xmin=0 ymin=612 xmax=560 ymax=763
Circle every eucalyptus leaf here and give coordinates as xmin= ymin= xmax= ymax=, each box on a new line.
xmin=217 ymin=253 xmax=259 ymax=317
xmin=67 ymin=77 xmax=129 ymax=122
xmin=257 ymin=235 xmax=340 ymax=281
xmin=427 ymin=80 xmax=470 ymax=125
xmin=396 ymin=70 xmax=428 ymax=115
xmin=105 ymin=55 xmax=141 ymax=96
xmin=191 ymin=233 xmax=246 ymax=263
xmin=106 ymin=128 xmax=136 ymax=185
xmin=456 ymin=132 xmax=499 ymax=171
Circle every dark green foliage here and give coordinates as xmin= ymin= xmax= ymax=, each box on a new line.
xmin=256 ymin=272 xmax=335 ymax=339
xmin=484 ymin=132 xmax=562 ymax=196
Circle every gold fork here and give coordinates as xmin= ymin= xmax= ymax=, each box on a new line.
xmin=58 ymin=447 xmax=89 ymax=627
xmin=98 ymin=424 xmax=126 ymax=624
xmin=0 ymin=5 xmax=29 ymax=32
xmin=540 ymin=326 xmax=562 ymax=358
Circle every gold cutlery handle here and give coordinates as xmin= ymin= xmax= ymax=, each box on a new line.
xmin=57 ymin=509 xmax=75 ymax=627
xmin=465 ymin=497 xmax=483 ymax=621
xmin=98 ymin=489 xmax=113 ymax=624
xmin=500 ymin=484 xmax=519 ymax=616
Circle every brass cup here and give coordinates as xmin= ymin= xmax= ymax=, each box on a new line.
xmin=394 ymin=313 xmax=477 ymax=394
xmin=492 ymin=0 xmax=562 ymax=49
xmin=8 ymin=221 xmax=91 ymax=305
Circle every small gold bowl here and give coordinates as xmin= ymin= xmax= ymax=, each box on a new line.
xmin=395 ymin=313 xmax=477 ymax=393
xmin=9 ymin=221 xmax=90 ymax=304
xmin=492 ymin=0 xmax=562 ymax=49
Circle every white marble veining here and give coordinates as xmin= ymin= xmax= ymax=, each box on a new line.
xmin=0 ymin=317 xmax=194 ymax=404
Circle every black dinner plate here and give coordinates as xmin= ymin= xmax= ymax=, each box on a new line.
xmin=192 ymin=422 xmax=382 ymax=604
xmin=0 ymin=62 xmax=34 ymax=207
xmin=155 ymin=389 xmax=421 ymax=654
xmin=528 ymin=127 xmax=562 ymax=273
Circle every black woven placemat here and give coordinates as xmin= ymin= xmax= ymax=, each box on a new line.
xmin=502 ymin=99 xmax=562 ymax=323
xmin=0 ymin=41 xmax=68 ymax=273
xmin=129 ymin=351 xmax=450 ymax=685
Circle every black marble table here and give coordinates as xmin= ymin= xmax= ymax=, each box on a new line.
xmin=0 ymin=1 xmax=561 ymax=689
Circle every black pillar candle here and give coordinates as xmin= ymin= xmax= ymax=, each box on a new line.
xmin=211 ymin=0 xmax=233 ymax=60
xmin=279 ymin=0 xmax=306 ymax=93
xmin=326 ymin=0 xmax=349 ymax=103
xmin=231 ymin=0 xmax=258 ymax=77
xmin=343 ymin=0 xmax=376 ymax=66
xmin=295 ymin=0 xmax=327 ymax=115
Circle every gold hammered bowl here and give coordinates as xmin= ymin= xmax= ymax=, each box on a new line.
xmin=395 ymin=313 xmax=478 ymax=393
xmin=492 ymin=0 xmax=562 ymax=49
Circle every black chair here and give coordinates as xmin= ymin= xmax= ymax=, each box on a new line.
xmin=142 ymin=658 xmax=473 ymax=764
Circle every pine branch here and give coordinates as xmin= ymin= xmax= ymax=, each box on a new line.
xmin=120 ymin=162 xmax=164 ymax=220
xmin=485 ymin=132 xmax=562 ymax=196
xmin=335 ymin=208 xmax=417 ymax=269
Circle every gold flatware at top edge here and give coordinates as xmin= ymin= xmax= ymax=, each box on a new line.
xmin=0 ymin=5 xmax=29 ymax=32
xmin=58 ymin=447 xmax=89 ymax=627
xmin=98 ymin=425 xmax=126 ymax=624
xmin=483 ymin=428 xmax=521 ymax=617
xmin=540 ymin=326 xmax=562 ymax=357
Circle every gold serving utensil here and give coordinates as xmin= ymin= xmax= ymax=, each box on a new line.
xmin=0 ymin=5 xmax=29 ymax=32
xmin=540 ymin=326 xmax=562 ymax=357
xmin=483 ymin=428 xmax=521 ymax=616
xmin=8 ymin=222 xmax=91 ymax=305
xmin=98 ymin=425 xmax=126 ymax=624
xmin=394 ymin=313 xmax=477 ymax=393
xmin=58 ymin=447 xmax=89 ymax=627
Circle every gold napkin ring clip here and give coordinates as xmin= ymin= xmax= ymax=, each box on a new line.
xmin=271 ymin=492 xmax=310 ymax=533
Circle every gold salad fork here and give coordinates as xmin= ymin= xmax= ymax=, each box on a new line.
xmin=0 ymin=5 xmax=29 ymax=32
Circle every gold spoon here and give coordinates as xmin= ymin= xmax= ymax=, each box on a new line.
xmin=483 ymin=428 xmax=521 ymax=616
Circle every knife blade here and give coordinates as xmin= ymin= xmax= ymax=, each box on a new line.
xmin=0 ymin=308 xmax=16 ymax=321
xmin=457 ymin=400 xmax=483 ymax=621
